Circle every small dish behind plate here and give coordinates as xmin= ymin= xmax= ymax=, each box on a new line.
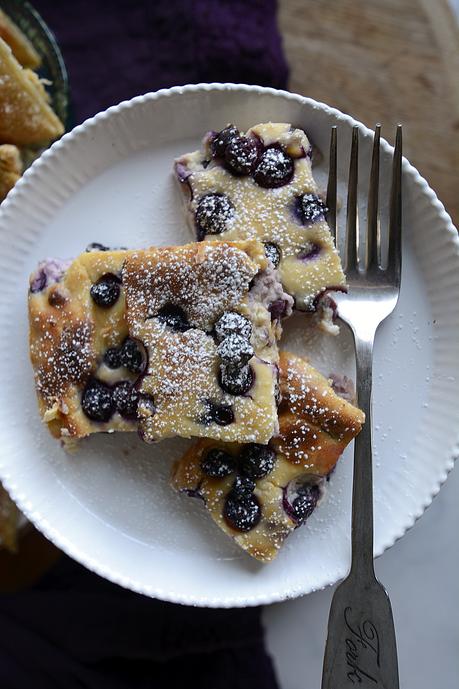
xmin=1 ymin=0 xmax=69 ymax=128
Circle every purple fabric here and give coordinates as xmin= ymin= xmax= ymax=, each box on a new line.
xmin=0 ymin=556 xmax=279 ymax=689
xmin=35 ymin=0 xmax=289 ymax=123
xmin=1 ymin=2 xmax=288 ymax=687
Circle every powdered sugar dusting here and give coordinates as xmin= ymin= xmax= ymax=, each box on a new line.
xmin=30 ymin=317 xmax=95 ymax=403
xmin=277 ymin=352 xmax=364 ymax=463
xmin=123 ymin=243 xmax=257 ymax=332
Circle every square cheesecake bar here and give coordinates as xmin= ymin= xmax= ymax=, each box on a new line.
xmin=29 ymin=240 xmax=292 ymax=446
xmin=29 ymin=248 xmax=132 ymax=443
xmin=175 ymin=122 xmax=346 ymax=319
xmin=172 ymin=351 xmax=364 ymax=562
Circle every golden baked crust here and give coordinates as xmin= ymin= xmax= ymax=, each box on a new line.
xmin=0 ymin=38 xmax=64 ymax=146
xmin=29 ymin=241 xmax=287 ymax=445
xmin=0 ymin=144 xmax=22 ymax=201
xmin=0 ymin=8 xmax=41 ymax=68
xmin=273 ymin=351 xmax=364 ymax=473
xmin=175 ymin=122 xmax=346 ymax=312
xmin=172 ymin=351 xmax=365 ymax=562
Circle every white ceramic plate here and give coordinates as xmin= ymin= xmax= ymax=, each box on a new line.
xmin=0 ymin=84 xmax=458 ymax=607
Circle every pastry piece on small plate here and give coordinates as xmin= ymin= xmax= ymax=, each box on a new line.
xmin=29 ymin=240 xmax=291 ymax=446
xmin=172 ymin=351 xmax=364 ymax=562
xmin=174 ymin=122 xmax=346 ymax=327
xmin=0 ymin=8 xmax=41 ymax=68
xmin=0 ymin=144 xmax=22 ymax=202
xmin=0 ymin=38 xmax=64 ymax=146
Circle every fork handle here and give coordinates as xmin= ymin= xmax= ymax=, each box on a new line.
xmin=351 ymin=330 xmax=376 ymax=576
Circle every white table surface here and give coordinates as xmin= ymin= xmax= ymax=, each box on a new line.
xmin=266 ymin=7 xmax=459 ymax=683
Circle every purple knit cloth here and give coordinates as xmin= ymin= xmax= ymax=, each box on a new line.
xmin=35 ymin=0 xmax=289 ymax=122
xmin=1 ymin=2 xmax=288 ymax=687
xmin=0 ymin=556 xmax=279 ymax=689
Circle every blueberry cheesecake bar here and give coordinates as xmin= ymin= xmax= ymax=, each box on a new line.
xmin=172 ymin=351 xmax=364 ymax=562
xmin=123 ymin=240 xmax=291 ymax=443
xmin=175 ymin=122 xmax=346 ymax=324
xmin=29 ymin=240 xmax=291 ymax=445
xmin=29 ymin=248 xmax=138 ymax=443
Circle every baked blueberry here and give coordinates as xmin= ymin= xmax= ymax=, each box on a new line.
xmin=30 ymin=270 xmax=46 ymax=293
xmin=231 ymin=475 xmax=256 ymax=497
xmin=210 ymin=125 xmax=240 ymax=158
xmin=224 ymin=492 xmax=261 ymax=532
xmin=81 ymin=378 xmax=114 ymax=422
xmin=86 ymin=242 xmax=109 ymax=252
xmin=119 ymin=338 xmax=145 ymax=373
xmin=274 ymin=378 xmax=281 ymax=407
xmin=214 ymin=311 xmax=252 ymax=342
xmin=269 ymin=299 xmax=290 ymax=321
xmin=291 ymin=483 xmax=320 ymax=524
xmin=184 ymin=488 xmax=204 ymax=501
xmin=239 ymin=443 xmax=276 ymax=479
xmin=90 ymin=273 xmax=121 ymax=308
xmin=113 ymin=381 xmax=139 ymax=420
xmin=264 ymin=242 xmax=281 ymax=268
xmin=298 ymin=243 xmax=321 ymax=261
xmin=253 ymin=146 xmax=294 ymax=188
xmin=48 ymin=289 xmax=67 ymax=307
xmin=295 ymin=193 xmax=327 ymax=226
xmin=217 ymin=334 xmax=254 ymax=367
xmin=211 ymin=403 xmax=235 ymax=426
xmin=195 ymin=193 xmax=235 ymax=238
xmin=138 ymin=393 xmax=156 ymax=416
xmin=219 ymin=364 xmax=254 ymax=396
xmin=103 ymin=347 xmax=122 ymax=369
xmin=224 ymin=136 xmax=260 ymax=176
xmin=157 ymin=303 xmax=190 ymax=332
xmin=202 ymin=400 xmax=235 ymax=426
xmin=201 ymin=448 xmax=237 ymax=478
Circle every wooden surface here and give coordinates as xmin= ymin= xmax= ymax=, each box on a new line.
xmin=1 ymin=0 xmax=459 ymax=592
xmin=0 ymin=525 xmax=60 ymax=592
xmin=279 ymin=0 xmax=459 ymax=225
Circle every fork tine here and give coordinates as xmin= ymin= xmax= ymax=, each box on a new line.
xmin=345 ymin=126 xmax=359 ymax=272
xmin=388 ymin=125 xmax=402 ymax=281
xmin=326 ymin=126 xmax=337 ymax=241
xmin=366 ymin=125 xmax=381 ymax=270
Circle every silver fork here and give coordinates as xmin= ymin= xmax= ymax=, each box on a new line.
xmin=321 ymin=124 xmax=402 ymax=689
